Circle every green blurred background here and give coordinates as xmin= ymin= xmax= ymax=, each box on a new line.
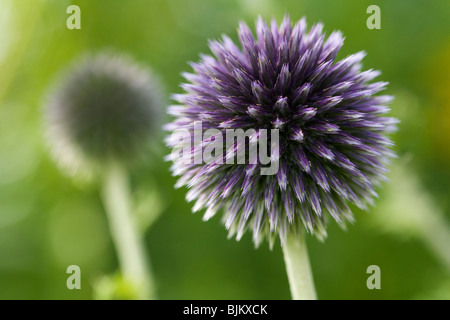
xmin=0 ymin=0 xmax=449 ymax=299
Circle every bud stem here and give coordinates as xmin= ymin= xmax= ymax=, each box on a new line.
xmin=282 ymin=233 xmax=317 ymax=300
xmin=101 ymin=161 xmax=156 ymax=299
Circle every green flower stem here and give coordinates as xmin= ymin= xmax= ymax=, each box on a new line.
xmin=282 ymin=233 xmax=317 ymax=300
xmin=101 ymin=161 xmax=156 ymax=299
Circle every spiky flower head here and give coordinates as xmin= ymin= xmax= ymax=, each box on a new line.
xmin=166 ymin=17 xmax=397 ymax=247
xmin=46 ymin=52 xmax=164 ymax=177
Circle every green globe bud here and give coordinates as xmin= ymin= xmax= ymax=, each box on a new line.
xmin=45 ymin=52 xmax=164 ymax=177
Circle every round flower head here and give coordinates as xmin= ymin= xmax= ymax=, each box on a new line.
xmin=166 ymin=17 xmax=397 ymax=247
xmin=46 ymin=52 xmax=164 ymax=177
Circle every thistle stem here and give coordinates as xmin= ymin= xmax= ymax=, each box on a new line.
xmin=101 ymin=161 xmax=156 ymax=299
xmin=282 ymin=233 xmax=317 ymax=300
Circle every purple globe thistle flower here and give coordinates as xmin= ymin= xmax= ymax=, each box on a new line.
xmin=166 ymin=17 xmax=397 ymax=247
xmin=46 ymin=52 xmax=164 ymax=177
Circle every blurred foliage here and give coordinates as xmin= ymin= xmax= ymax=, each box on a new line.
xmin=0 ymin=0 xmax=449 ymax=299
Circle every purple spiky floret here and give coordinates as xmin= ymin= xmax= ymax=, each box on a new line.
xmin=166 ymin=17 xmax=397 ymax=247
